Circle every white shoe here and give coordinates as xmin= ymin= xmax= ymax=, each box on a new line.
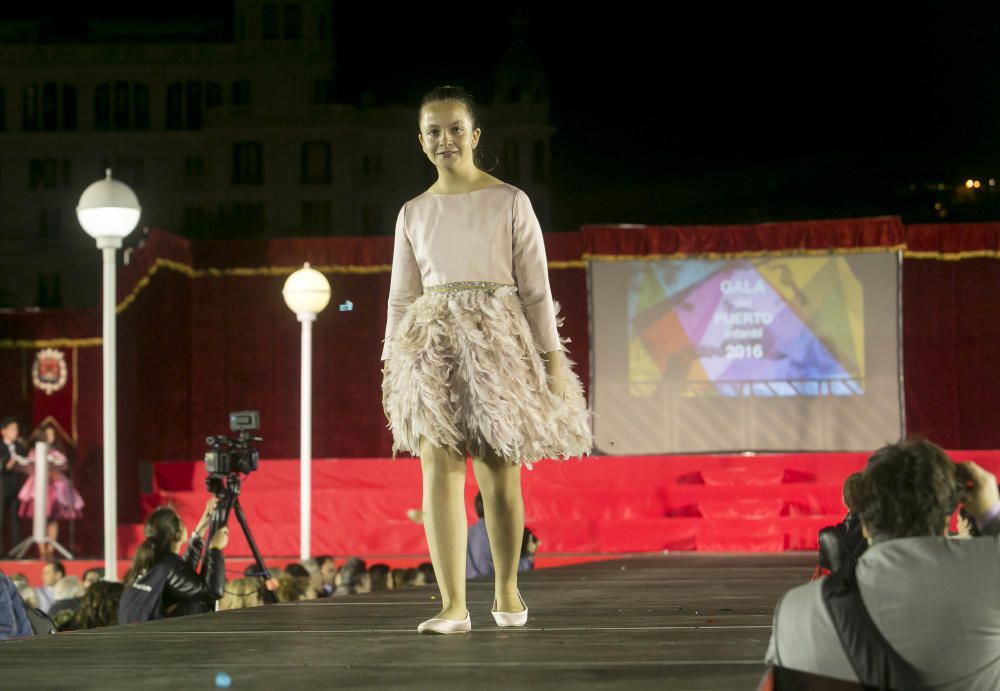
xmin=491 ymin=591 xmax=528 ymax=627
xmin=417 ymin=611 xmax=471 ymax=634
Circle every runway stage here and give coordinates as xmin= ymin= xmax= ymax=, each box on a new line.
xmin=0 ymin=553 xmax=815 ymax=690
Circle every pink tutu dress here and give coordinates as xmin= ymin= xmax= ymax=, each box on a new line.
xmin=17 ymin=448 xmax=85 ymax=521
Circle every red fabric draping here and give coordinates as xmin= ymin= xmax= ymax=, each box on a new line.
xmin=582 ymin=216 xmax=906 ymax=257
xmin=906 ymin=222 xmax=1000 ymax=256
xmin=7 ymin=217 xmax=1000 ymax=556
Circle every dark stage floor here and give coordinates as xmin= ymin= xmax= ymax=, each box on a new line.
xmin=0 ymin=553 xmax=816 ymax=690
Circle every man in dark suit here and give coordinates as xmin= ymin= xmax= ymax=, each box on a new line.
xmin=0 ymin=417 xmax=28 ymax=554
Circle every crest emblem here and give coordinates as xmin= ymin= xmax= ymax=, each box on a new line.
xmin=32 ymin=348 xmax=68 ymax=395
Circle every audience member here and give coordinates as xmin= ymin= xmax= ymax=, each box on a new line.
xmin=0 ymin=416 xmax=28 ymax=553
xmin=466 ymin=491 xmax=538 ymax=578
xmin=69 ymin=581 xmax=124 ymax=631
xmin=816 ymin=472 xmax=867 ymax=575
xmin=275 ymin=572 xmax=312 ymax=603
xmin=362 ymin=563 xmax=390 ymax=593
xmin=415 ymin=561 xmax=435 ymax=586
xmin=118 ymin=501 xmax=227 ymax=624
xmin=765 ymin=440 xmax=1000 ymax=688
xmin=219 ymin=577 xmax=263 ymax=610
xmin=47 ymin=575 xmax=84 ymax=621
xmin=0 ymin=570 xmax=32 ymax=640
xmin=298 ymin=559 xmax=326 ymax=598
xmin=315 ymin=556 xmax=336 ymax=596
xmin=334 ymin=557 xmax=366 ymax=596
xmin=81 ymin=567 xmax=104 ymax=591
xmin=34 ymin=560 xmax=65 ymax=613
xmin=390 ymin=567 xmax=418 ymax=590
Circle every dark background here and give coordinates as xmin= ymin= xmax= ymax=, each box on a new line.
xmin=6 ymin=2 xmax=1000 ymax=230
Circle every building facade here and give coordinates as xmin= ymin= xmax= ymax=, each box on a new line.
xmin=0 ymin=0 xmax=554 ymax=308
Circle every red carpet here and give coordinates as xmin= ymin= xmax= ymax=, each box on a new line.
xmin=108 ymin=451 xmax=1000 ymax=560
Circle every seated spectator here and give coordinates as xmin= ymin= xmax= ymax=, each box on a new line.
xmin=34 ymin=559 xmax=65 ymax=613
xmin=390 ymin=567 xmax=418 ymax=590
xmin=315 ymin=556 xmax=336 ymax=596
xmin=765 ymin=440 xmax=1000 ymax=688
xmin=466 ymin=492 xmax=539 ymax=579
xmin=334 ymin=557 xmax=366 ymax=596
xmin=415 ymin=561 xmax=436 ymax=586
xmin=274 ymin=572 xmax=312 ymax=603
xmin=297 ymin=559 xmax=326 ymax=598
xmin=0 ymin=570 xmax=32 ymax=640
xmin=13 ymin=577 xmax=38 ymax=610
xmin=47 ymin=575 xmax=84 ymax=621
xmin=65 ymin=581 xmax=124 ymax=631
xmin=118 ymin=500 xmax=227 ymax=624
xmin=219 ymin=577 xmax=263 ymax=610
xmin=815 ymin=472 xmax=867 ymax=576
xmin=81 ymin=568 xmax=104 ymax=591
xmin=361 ymin=563 xmax=390 ymax=593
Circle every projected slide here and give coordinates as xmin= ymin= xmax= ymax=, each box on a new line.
xmin=628 ymin=258 xmax=865 ymax=398
xmin=592 ymin=253 xmax=902 ymax=453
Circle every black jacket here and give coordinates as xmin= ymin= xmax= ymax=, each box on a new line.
xmin=118 ymin=535 xmax=225 ymax=624
xmin=0 ymin=440 xmax=28 ymax=501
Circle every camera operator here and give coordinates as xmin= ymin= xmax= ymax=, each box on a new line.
xmin=118 ymin=499 xmax=228 ymax=624
xmin=765 ymin=440 xmax=1000 ymax=689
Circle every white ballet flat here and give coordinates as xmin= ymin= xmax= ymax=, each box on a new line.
xmin=491 ymin=591 xmax=528 ymax=627
xmin=417 ymin=611 xmax=471 ymax=634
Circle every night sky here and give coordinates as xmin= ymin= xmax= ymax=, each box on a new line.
xmin=7 ymin=2 xmax=1000 ymax=229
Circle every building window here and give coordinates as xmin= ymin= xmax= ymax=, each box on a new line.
xmin=29 ymin=159 xmax=58 ymax=189
xmin=206 ymin=82 xmax=222 ymax=108
xmin=62 ymin=85 xmax=77 ymax=130
xmin=166 ymin=83 xmax=183 ymax=129
xmin=301 ymin=201 xmax=331 ymax=234
xmin=301 ymin=142 xmax=331 ymax=184
xmin=262 ymin=4 xmax=280 ymax=39
xmin=361 ymin=203 xmax=383 ymax=235
xmin=36 ymin=272 xmax=62 ymax=308
xmin=232 ymin=81 xmax=251 ymax=106
xmin=231 ymin=202 xmax=266 ymax=236
xmin=233 ymin=143 xmax=263 ymax=184
xmin=22 ymin=84 xmax=38 ymax=131
xmin=38 ymin=209 xmax=61 ymax=240
xmin=133 ymin=84 xmax=149 ymax=129
xmin=114 ymin=80 xmax=130 ymax=129
xmin=186 ymin=81 xmax=202 ymax=129
xmin=42 ymin=83 xmax=58 ymax=130
xmin=502 ymin=140 xmax=520 ymax=183
xmin=95 ymin=84 xmax=111 ymax=130
xmin=185 ymin=156 xmax=206 ymax=183
xmin=284 ymin=3 xmax=303 ymax=39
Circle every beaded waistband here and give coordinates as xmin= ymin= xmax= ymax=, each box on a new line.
xmin=424 ymin=281 xmax=517 ymax=294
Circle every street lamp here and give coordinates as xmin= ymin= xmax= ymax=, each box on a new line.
xmin=77 ymin=169 xmax=141 ymax=580
xmin=282 ymin=263 xmax=331 ymax=560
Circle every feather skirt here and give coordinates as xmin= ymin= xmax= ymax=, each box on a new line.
xmin=381 ymin=285 xmax=592 ymax=465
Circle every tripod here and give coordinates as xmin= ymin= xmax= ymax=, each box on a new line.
xmin=203 ymin=472 xmax=277 ymax=604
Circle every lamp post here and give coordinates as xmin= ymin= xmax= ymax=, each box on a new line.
xmin=77 ymin=169 xmax=141 ymax=580
xmin=282 ymin=263 xmax=331 ymax=560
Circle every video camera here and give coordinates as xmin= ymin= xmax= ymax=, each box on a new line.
xmin=204 ymin=410 xmax=262 ymax=477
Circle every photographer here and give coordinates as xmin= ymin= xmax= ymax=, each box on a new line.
xmin=765 ymin=440 xmax=1000 ymax=689
xmin=118 ymin=499 xmax=227 ymax=624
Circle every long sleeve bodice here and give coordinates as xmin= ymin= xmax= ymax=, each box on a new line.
xmin=381 ymin=183 xmax=562 ymax=360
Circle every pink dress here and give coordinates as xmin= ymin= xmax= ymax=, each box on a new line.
xmin=17 ymin=448 xmax=85 ymax=521
xmin=380 ymin=183 xmax=592 ymax=464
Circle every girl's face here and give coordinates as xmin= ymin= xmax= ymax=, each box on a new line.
xmin=418 ymin=100 xmax=480 ymax=172
xmin=44 ymin=428 xmax=55 ymax=444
